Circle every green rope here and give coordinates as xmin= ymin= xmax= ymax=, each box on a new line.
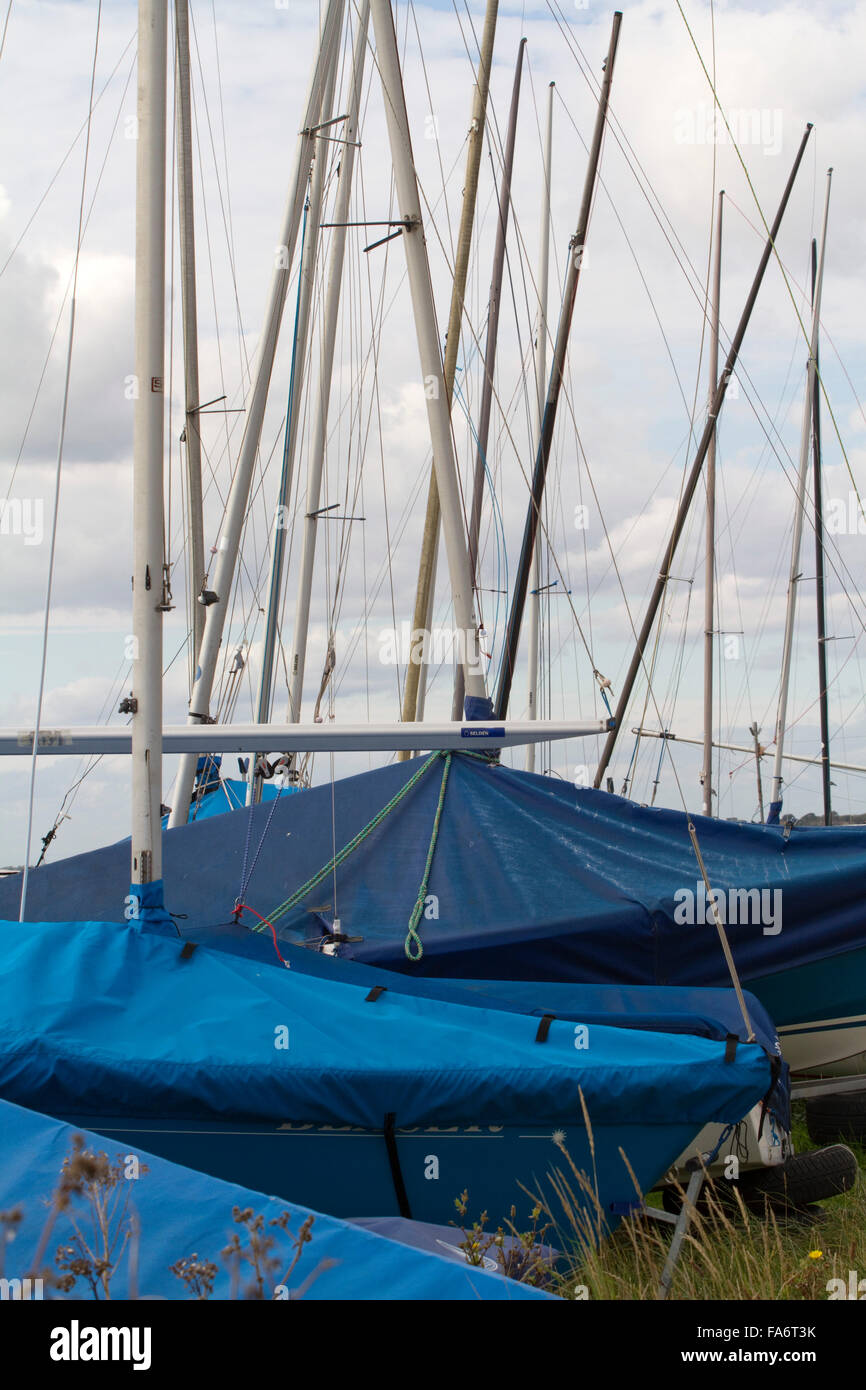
xmin=253 ymin=751 xmax=443 ymax=932
xmin=405 ymin=753 xmax=452 ymax=962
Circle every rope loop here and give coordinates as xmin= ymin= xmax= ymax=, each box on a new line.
xmin=404 ymin=752 xmax=452 ymax=962
xmin=405 ymin=900 xmax=425 ymax=963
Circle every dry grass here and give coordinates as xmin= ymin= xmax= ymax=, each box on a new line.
xmin=540 ymin=1105 xmax=866 ymax=1300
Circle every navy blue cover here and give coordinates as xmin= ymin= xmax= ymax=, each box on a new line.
xmin=0 ymin=1099 xmax=549 ymax=1300
xmin=5 ymin=754 xmax=864 ymax=1023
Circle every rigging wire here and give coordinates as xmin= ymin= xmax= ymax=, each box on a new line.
xmin=0 ymin=0 xmax=12 ymax=66
xmin=18 ymin=1 xmax=103 ymax=920
xmin=2 ymin=47 xmax=137 ymax=509
xmin=672 ymin=0 xmax=865 ymax=546
xmin=0 ymin=28 xmax=136 ymax=284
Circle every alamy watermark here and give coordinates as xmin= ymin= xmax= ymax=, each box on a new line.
xmin=674 ymin=881 xmax=782 ymax=935
xmin=827 ymin=1269 xmax=866 ymax=1299
xmin=674 ymin=104 xmax=783 ymax=157
xmin=0 ymin=1276 xmax=43 ymax=1300
xmin=378 ymin=623 xmax=484 ymax=672
xmin=825 ymin=492 xmax=866 ymax=535
xmin=0 ymin=498 xmax=43 ymax=545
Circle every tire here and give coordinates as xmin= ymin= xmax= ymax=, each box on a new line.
xmin=737 ymin=1144 xmax=858 ymax=1213
xmin=806 ymin=1089 xmax=866 ymax=1146
xmin=660 ymin=1145 xmax=858 ymax=1218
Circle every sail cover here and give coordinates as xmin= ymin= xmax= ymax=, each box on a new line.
xmin=0 ymin=1098 xmax=550 ymax=1300
xmin=6 ymin=754 xmax=866 ymax=1026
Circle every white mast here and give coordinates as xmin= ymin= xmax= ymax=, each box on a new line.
xmin=168 ymin=0 xmax=345 ymax=829
xmin=369 ymin=0 xmax=488 ymax=710
xmin=130 ymin=0 xmax=169 ymax=918
xmin=700 ymin=189 xmax=723 ymax=815
xmin=174 ymin=0 xmax=205 ymax=671
xmin=253 ymin=9 xmax=345 ymax=751
xmin=768 ymin=169 xmax=832 ymax=823
xmin=525 ymin=81 xmax=554 ymax=774
xmin=285 ymin=0 xmax=370 ymax=733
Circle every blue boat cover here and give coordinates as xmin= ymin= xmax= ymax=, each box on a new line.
xmin=160 ymin=776 xmax=289 ymax=826
xmin=7 ymin=755 xmax=865 ymax=1025
xmin=0 ymin=1099 xmax=549 ymax=1300
xmin=180 ymin=939 xmax=789 ymax=1127
xmin=0 ymin=919 xmax=773 ymax=1132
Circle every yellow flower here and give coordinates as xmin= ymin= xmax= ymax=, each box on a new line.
xmin=808 ymin=1250 xmax=823 ymax=1260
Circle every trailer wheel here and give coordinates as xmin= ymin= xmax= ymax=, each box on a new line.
xmin=661 ymin=1145 xmax=858 ymax=1218
xmin=737 ymin=1144 xmax=858 ymax=1213
xmin=806 ymin=1089 xmax=866 ymax=1146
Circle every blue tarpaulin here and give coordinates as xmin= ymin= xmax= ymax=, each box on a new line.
xmin=0 ymin=918 xmax=776 ymax=1226
xmin=205 ymin=941 xmax=791 ymax=1129
xmin=0 ymin=1099 xmax=550 ymax=1300
xmin=8 ymin=755 xmax=865 ymax=1029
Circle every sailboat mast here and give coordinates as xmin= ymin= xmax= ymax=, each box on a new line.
xmin=284 ymin=0 xmax=370 ymax=736
xmin=810 ymin=237 xmax=832 ymax=826
xmin=494 ymin=11 xmax=621 ymax=722
xmin=397 ymin=0 xmax=498 ymax=746
xmin=168 ymin=0 xmax=345 ymax=829
xmin=131 ymin=0 xmax=168 ymax=914
xmin=370 ymin=0 xmax=488 ymax=710
xmin=253 ymin=16 xmax=343 ymax=744
xmin=450 ymin=37 xmax=527 ymax=723
xmin=174 ymin=0 xmax=205 ymax=671
xmin=592 ymin=123 xmax=815 ymax=790
xmin=768 ymin=168 xmax=832 ymax=823
xmin=750 ymin=721 xmax=765 ymax=822
xmin=525 ymin=79 xmax=554 ymax=773
xmin=700 ymin=190 xmax=723 ymax=815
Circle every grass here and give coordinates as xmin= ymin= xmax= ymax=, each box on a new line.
xmin=536 ymin=1103 xmax=866 ymax=1300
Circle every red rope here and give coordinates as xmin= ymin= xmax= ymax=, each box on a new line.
xmin=233 ymin=903 xmax=289 ymax=967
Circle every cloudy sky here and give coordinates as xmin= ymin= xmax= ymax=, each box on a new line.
xmin=1 ymin=0 xmax=865 ymax=868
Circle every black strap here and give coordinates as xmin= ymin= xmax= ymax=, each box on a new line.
xmin=179 ymin=942 xmax=198 ymax=961
xmin=535 ymin=1013 xmax=555 ymax=1043
xmin=757 ymin=1055 xmax=783 ymax=1140
xmin=383 ymin=1113 xmax=412 ymax=1219
xmin=365 ymin=985 xmax=387 ymax=1002
xmin=724 ymin=1033 xmax=738 ymax=1063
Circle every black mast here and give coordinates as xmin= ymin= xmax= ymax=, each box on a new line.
xmin=493 ymin=11 xmax=622 ymax=720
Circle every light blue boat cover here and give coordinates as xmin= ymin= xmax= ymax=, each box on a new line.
xmin=0 ymin=1098 xmax=548 ymax=1300
xmin=6 ymin=755 xmax=864 ymax=1024
xmin=160 ymin=776 xmax=289 ymax=825
xmin=0 ymin=919 xmax=774 ymax=1132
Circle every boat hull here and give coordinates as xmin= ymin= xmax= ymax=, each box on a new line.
xmin=748 ymin=944 xmax=866 ymax=1076
xmin=59 ymin=1113 xmax=705 ymax=1231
